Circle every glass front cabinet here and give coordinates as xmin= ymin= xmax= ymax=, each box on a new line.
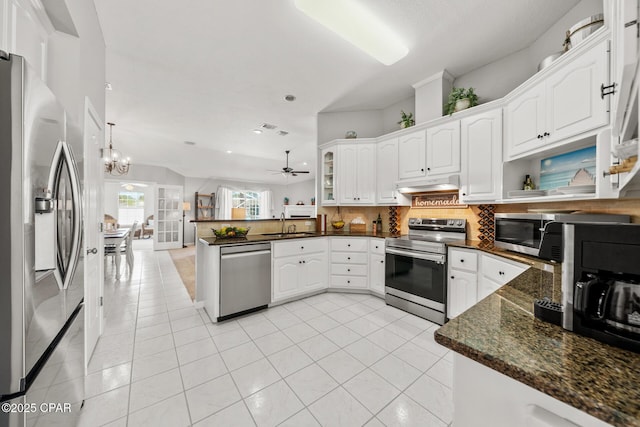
xmin=321 ymin=147 xmax=336 ymax=205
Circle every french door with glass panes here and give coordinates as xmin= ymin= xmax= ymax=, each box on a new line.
xmin=154 ymin=185 xmax=184 ymax=250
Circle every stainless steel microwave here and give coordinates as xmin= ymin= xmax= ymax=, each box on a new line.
xmin=494 ymin=213 xmax=631 ymax=258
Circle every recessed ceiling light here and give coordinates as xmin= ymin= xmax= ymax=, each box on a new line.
xmin=260 ymin=123 xmax=277 ymax=130
xmin=294 ymin=0 xmax=409 ymax=65
xmin=226 ymin=150 xmax=232 ymax=154
xmin=284 ymin=94 xmax=296 ymax=102
xmin=252 ymin=129 xmax=263 ymax=134
xmin=303 ymin=162 xmax=308 ymax=166
xmin=184 ymin=141 xmax=196 ymax=146
xmin=278 ymin=130 xmax=289 ymax=136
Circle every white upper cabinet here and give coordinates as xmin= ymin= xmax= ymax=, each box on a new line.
xmin=505 ymin=37 xmax=609 ymax=160
xmin=460 ymin=109 xmax=502 ymax=202
xmin=504 ymin=82 xmax=546 ymax=159
xmin=337 ymin=143 xmax=376 ymax=205
xmin=610 ymin=0 xmax=639 ymax=138
xmin=320 ymin=147 xmax=337 ymax=206
xmin=398 ymin=130 xmax=427 ymax=180
xmin=426 ymin=121 xmax=460 ymax=176
xmin=376 ymin=138 xmax=410 ymax=205
xmin=545 ymin=38 xmax=609 ymax=142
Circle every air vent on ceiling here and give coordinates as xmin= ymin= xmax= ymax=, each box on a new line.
xmin=260 ymin=123 xmax=277 ymax=130
xmin=278 ymin=131 xmax=289 ymax=136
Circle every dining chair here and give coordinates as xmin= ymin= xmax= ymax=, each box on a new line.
xmin=105 ymin=221 xmax=138 ymax=276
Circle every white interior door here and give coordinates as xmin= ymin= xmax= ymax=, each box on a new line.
xmin=83 ymin=99 xmax=104 ymax=368
xmin=154 ymin=184 xmax=184 ymax=250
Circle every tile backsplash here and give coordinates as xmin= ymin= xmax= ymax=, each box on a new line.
xmin=318 ymin=198 xmax=640 ymax=240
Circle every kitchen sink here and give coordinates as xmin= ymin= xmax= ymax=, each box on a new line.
xmin=261 ymin=232 xmax=316 ymax=238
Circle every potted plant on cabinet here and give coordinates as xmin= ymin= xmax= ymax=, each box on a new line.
xmin=397 ymin=110 xmax=415 ymax=128
xmin=445 ymin=87 xmax=479 ymax=115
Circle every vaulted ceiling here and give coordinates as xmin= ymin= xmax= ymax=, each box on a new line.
xmin=94 ymin=0 xmax=579 ymax=184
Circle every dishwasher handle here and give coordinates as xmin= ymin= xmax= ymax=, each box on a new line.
xmin=220 ymin=250 xmax=271 ymax=260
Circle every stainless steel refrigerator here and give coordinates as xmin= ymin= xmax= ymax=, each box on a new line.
xmin=0 ymin=51 xmax=85 ymax=427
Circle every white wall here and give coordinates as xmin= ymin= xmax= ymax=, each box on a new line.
xmin=453 ymin=0 xmax=603 ymax=101
xmin=382 ymin=97 xmax=415 ymax=134
xmin=317 ymin=110 xmax=384 ymax=143
xmin=108 ymin=163 xmax=185 ymax=186
xmin=281 ymin=179 xmax=316 ymax=207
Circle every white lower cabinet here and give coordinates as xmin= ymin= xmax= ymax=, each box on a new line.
xmin=330 ymin=237 xmax=369 ymax=290
xmin=454 ymin=355 xmax=612 ymax=427
xmin=447 ymin=248 xmax=478 ymax=319
xmin=272 ymin=238 xmax=328 ymax=302
xmin=369 ymin=238 xmax=386 ymax=296
xmin=479 ymin=253 xmax=528 ymax=300
xmin=447 ymin=247 xmax=528 ymax=318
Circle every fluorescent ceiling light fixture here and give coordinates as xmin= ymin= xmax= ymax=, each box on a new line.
xmin=294 ymin=0 xmax=408 ymax=65
xmin=252 ymin=129 xmax=263 ymax=134
xmin=226 ymin=150 xmax=232 ymax=154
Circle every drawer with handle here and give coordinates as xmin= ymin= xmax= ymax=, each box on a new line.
xmin=330 ymin=238 xmax=368 ymax=252
xmin=449 ymin=248 xmax=478 ymax=271
xmin=330 ymin=252 xmax=368 ymax=264
xmin=273 ymin=238 xmax=327 ymax=258
xmin=330 ymin=275 xmax=368 ymax=289
xmin=482 ymin=253 xmax=527 ymax=284
xmin=370 ymin=238 xmax=385 ymax=255
xmin=331 ymin=264 xmax=367 ymax=276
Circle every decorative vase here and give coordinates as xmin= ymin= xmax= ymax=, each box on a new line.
xmin=454 ymin=98 xmax=471 ymax=112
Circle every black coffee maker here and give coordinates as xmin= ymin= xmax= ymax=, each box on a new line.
xmin=561 ymin=222 xmax=640 ymax=353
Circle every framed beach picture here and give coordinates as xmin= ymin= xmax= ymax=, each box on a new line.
xmin=539 ymin=146 xmax=597 ymax=192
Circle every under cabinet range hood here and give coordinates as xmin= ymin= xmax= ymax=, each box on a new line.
xmin=396 ymin=175 xmax=459 ymax=194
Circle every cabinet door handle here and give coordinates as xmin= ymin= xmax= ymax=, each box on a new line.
xmin=460 ymin=259 xmax=464 ymax=263
xmin=427 ymin=167 xmax=431 ymax=171
xmin=537 ymin=134 xmax=543 ymax=139
xmin=451 ymin=276 xmax=455 ymax=279
xmin=347 ymin=280 xmax=351 ymax=284
xmin=303 ymin=260 xmax=306 ymax=264
xmin=421 ymin=168 xmax=424 ymax=172
xmin=347 ymin=257 xmax=351 ymax=260
xmin=543 ymin=132 xmax=550 ymax=137
xmin=301 ymin=246 xmax=304 ymax=250
xmin=375 ymin=245 xmax=379 ymax=249
xmin=299 ymin=261 xmax=302 ymax=264
xmin=347 ymin=269 xmax=351 ymax=272
xmin=380 ymin=260 xmax=384 ymax=264
xmin=499 ymin=271 xmax=504 ymax=275
xmin=462 ymin=193 xmax=466 ymax=196
xmin=347 ymin=244 xmax=351 ymax=247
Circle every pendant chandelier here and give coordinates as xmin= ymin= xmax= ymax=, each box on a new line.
xmin=103 ymin=122 xmax=130 ymax=175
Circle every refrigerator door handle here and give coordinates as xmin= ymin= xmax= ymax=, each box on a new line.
xmin=48 ymin=140 xmax=83 ymax=290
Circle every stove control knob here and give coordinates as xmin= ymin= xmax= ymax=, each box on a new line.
xmin=447 ymin=219 xmax=454 ymax=226
xmin=456 ymin=220 xmax=463 ymax=226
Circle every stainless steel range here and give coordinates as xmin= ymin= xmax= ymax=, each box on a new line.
xmin=385 ymin=218 xmax=467 ymax=325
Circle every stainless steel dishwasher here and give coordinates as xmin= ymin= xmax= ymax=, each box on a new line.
xmin=219 ymin=242 xmax=271 ymax=321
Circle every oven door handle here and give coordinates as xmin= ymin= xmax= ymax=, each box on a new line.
xmin=385 ymin=247 xmax=445 ymax=264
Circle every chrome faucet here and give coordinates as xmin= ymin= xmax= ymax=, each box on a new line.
xmin=280 ymin=212 xmax=286 ymax=233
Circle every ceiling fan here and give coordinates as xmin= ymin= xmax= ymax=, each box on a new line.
xmin=269 ymin=150 xmax=310 ymax=177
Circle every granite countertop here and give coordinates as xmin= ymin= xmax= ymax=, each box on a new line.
xmin=435 ymin=268 xmax=640 ymax=427
xmin=199 ymin=231 xmax=398 ymax=245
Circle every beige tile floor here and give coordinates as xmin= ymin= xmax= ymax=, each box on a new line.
xmin=82 ymin=240 xmax=454 ymax=426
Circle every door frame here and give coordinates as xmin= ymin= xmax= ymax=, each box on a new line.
xmin=154 ymin=184 xmax=184 ymax=250
xmin=82 ymin=97 xmax=104 ymax=371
